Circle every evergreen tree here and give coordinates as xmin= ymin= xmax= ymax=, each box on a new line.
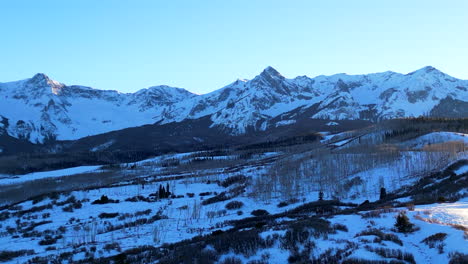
xmin=394 ymin=211 xmax=414 ymax=233
xmin=380 ymin=187 xmax=387 ymax=200
xmin=166 ymin=183 xmax=170 ymax=198
xmin=319 ymin=190 xmax=324 ymax=201
xmin=158 ymin=184 xmax=163 ymax=199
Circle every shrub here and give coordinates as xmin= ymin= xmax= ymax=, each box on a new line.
xmin=134 ymin=209 xmax=152 ymax=217
xmin=343 ymin=259 xmax=398 ymax=264
xmin=217 ymin=210 xmax=227 ymax=217
xmin=277 ymin=198 xmax=299 ymax=208
xmin=125 ymin=195 xmax=152 ymax=202
xmin=61 ymin=197 xmax=82 ymax=212
xmin=58 ymin=226 xmax=67 ymax=233
xmin=220 ymin=175 xmax=247 ymax=188
xmin=356 ymin=228 xmax=402 ymax=246
xmin=332 ymin=223 xmax=348 ymax=232
xmin=62 ymin=204 xmax=74 ymax=212
xmin=437 ymin=196 xmax=446 ymax=203
xmin=16 ymin=203 xmax=53 ymax=217
xmin=98 ymin=212 xmax=119 ymax=219
xmin=202 ymin=192 xmax=229 ymax=205
xmin=361 ymin=206 xmax=397 ymax=218
xmin=394 ymin=212 xmax=415 ymax=233
xmin=251 ymin=209 xmax=269 ymax=217
xmin=48 ymin=192 xmax=60 ymax=200
xmin=38 ymin=235 xmax=58 ymax=245
xmin=32 ymin=195 xmax=47 ymax=205
xmin=406 ymin=203 xmax=415 ymax=211
xmin=449 ymin=252 xmax=468 ymax=264
xmin=103 ymin=242 xmax=121 ymax=252
xmin=45 ymin=246 xmax=56 ymax=251
xmin=178 ymin=205 xmax=189 ymax=210
xmin=280 ymin=228 xmax=311 ymax=250
xmin=422 ymin=232 xmax=447 ymax=250
xmin=220 ymin=256 xmax=243 ymax=264
xmin=56 ymin=196 xmax=75 ymax=206
xmin=209 ymin=228 xmax=272 ymax=257
xmin=226 ymin=201 xmax=244 ymax=210
xmin=365 ymin=246 xmax=416 ymax=264
xmin=207 ymin=211 xmax=216 ymax=219
xmin=92 ymin=195 xmax=119 ymax=205
xmin=0 ymin=250 xmax=34 ymax=262
xmin=73 ymin=200 xmax=82 ymax=209
xmin=0 ymin=211 xmax=10 ymax=221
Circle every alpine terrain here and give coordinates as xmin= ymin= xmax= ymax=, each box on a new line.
xmin=0 ymin=66 xmax=467 ymax=145
xmin=0 ymin=67 xmax=467 ymax=264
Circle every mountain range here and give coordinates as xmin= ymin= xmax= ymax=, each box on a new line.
xmin=1 ymin=66 xmax=467 ymax=147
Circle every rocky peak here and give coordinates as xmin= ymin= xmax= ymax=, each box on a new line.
xmin=249 ymin=66 xmax=287 ymax=93
xmin=407 ymin=66 xmax=443 ymax=76
xmin=134 ymin=85 xmax=195 ymax=102
xmin=260 ymin=66 xmax=283 ymax=79
xmin=26 ymin=73 xmax=64 ymax=95
xmin=29 ymin=73 xmax=52 ymax=86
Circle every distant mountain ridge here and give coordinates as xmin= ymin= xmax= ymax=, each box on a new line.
xmin=1 ymin=66 xmax=467 ymax=143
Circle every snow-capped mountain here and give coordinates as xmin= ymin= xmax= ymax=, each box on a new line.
xmin=1 ymin=66 xmax=467 ymax=143
xmin=0 ymin=73 xmax=195 ymax=143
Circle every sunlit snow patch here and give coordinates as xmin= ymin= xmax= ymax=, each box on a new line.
xmin=402 ymin=132 xmax=468 ymax=149
xmin=0 ymin=165 xmax=102 ymax=185
xmin=275 ymin=119 xmax=296 ymax=127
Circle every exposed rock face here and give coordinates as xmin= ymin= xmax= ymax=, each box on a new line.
xmin=429 ymin=97 xmax=468 ymax=118
xmin=0 ymin=66 xmax=467 ymax=143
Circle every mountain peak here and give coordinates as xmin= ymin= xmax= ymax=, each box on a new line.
xmin=260 ymin=66 xmax=283 ymax=78
xmin=26 ymin=73 xmax=64 ymax=95
xmin=419 ymin=65 xmax=439 ymax=73
xmin=30 ymin=73 xmax=51 ymax=83
xmin=407 ymin=66 xmax=443 ymax=76
xmin=141 ymin=85 xmax=195 ymax=96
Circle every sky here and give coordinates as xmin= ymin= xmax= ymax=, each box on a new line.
xmin=1 ymin=0 xmax=467 ymax=94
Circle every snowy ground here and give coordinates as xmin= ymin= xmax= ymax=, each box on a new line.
xmin=0 ymin=131 xmax=466 ymax=263
xmin=401 ymin=132 xmax=468 ymax=149
xmin=416 ymin=198 xmax=468 ymax=226
xmin=232 ymin=201 xmax=468 ymax=264
xmin=0 ymin=165 xmax=102 ymax=186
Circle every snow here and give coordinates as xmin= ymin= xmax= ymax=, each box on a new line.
xmin=402 ymin=132 xmax=468 ymax=149
xmin=332 ymin=138 xmax=353 ymax=147
xmin=0 ymin=165 xmax=102 ymax=185
xmin=91 ymin=140 xmax=115 ymax=152
xmin=455 ymin=165 xmax=468 ymax=175
xmin=275 ymin=120 xmax=296 ymax=127
xmin=415 ymin=198 xmax=468 ymax=226
xmin=2 ymin=66 xmax=467 ymax=142
xmin=0 ymin=146 xmax=466 ymax=263
xmin=326 ymin=205 xmax=468 ymax=264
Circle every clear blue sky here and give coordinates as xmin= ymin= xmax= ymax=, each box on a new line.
xmin=1 ymin=0 xmax=467 ymax=94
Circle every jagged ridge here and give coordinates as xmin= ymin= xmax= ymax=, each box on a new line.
xmin=0 ymin=66 xmax=467 ymax=143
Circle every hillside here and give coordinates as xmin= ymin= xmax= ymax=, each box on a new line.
xmin=0 ymin=122 xmax=466 ymax=263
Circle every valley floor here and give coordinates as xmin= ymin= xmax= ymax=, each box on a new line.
xmin=0 ymin=130 xmax=467 ymax=263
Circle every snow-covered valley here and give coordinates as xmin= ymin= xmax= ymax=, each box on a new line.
xmin=0 ymin=128 xmax=466 ymax=263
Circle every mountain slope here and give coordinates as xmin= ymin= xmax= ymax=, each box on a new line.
xmin=1 ymin=66 xmax=467 ymax=143
xmin=0 ymin=73 xmax=195 ymax=143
